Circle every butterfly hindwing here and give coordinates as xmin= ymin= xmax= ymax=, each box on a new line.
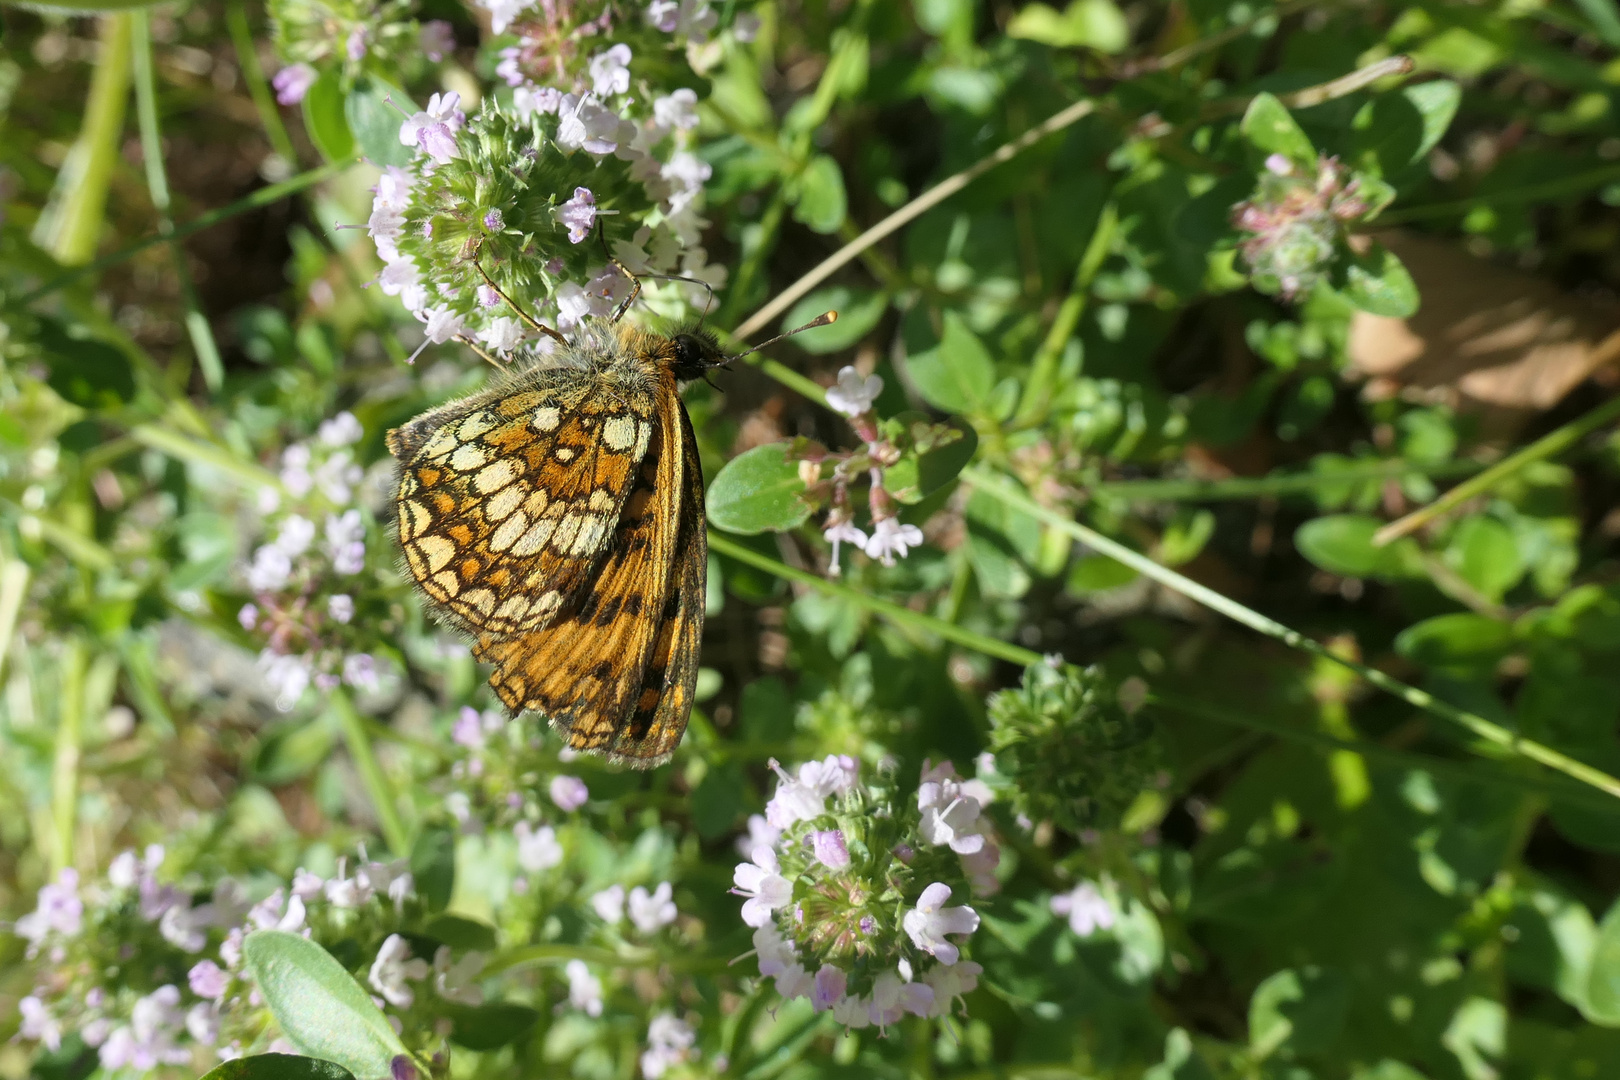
xmin=391 ymin=362 xmax=659 ymax=636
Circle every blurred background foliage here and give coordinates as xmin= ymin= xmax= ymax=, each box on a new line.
xmin=6 ymin=0 xmax=1620 ymax=1078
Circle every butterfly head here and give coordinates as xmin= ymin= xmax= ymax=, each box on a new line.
xmin=668 ymin=328 xmax=728 ymax=382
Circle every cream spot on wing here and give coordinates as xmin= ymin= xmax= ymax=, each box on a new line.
xmin=415 ymin=534 xmax=456 ymax=573
xmin=511 ymin=518 xmax=557 ymax=557
xmin=422 ymin=427 xmax=459 ymax=460
xmin=432 ymin=570 xmax=461 ymax=597
xmin=587 ymin=488 xmax=614 ymax=512
xmin=473 ymin=459 xmax=517 ymax=494
xmin=555 ymin=446 xmax=577 ymax=463
xmin=570 ymin=514 xmax=609 ymax=555
xmin=484 ymin=484 xmax=524 ymax=522
xmin=495 ymin=594 xmax=533 ymax=621
xmin=407 ymin=501 xmax=432 ymax=536
xmin=488 ymin=511 xmax=529 ymax=553
xmin=449 ymin=443 xmax=487 ymax=472
xmin=534 ymin=590 xmax=563 ymax=617
xmin=461 ymin=588 xmax=496 ymax=617
xmin=522 ymin=488 xmax=551 ymax=516
xmin=533 ymin=406 xmax=562 ymax=432
xmin=550 ymin=514 xmax=582 ymax=554
xmin=403 ymin=545 xmax=427 ymax=577
xmin=633 ymin=420 xmax=652 ymax=458
xmin=457 ymin=411 xmax=496 ymax=441
xmin=602 ymin=414 xmax=638 ymax=452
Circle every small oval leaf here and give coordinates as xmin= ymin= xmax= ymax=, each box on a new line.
xmin=199 ymin=1056 xmax=358 ymax=1080
xmin=441 ymin=1002 xmax=541 ymax=1051
xmin=1240 ymin=92 xmax=1316 ymax=166
xmin=1338 ymin=244 xmax=1419 ymax=318
xmin=303 ymin=68 xmax=356 ymax=164
xmin=1394 ymin=613 xmax=1513 ymax=670
xmin=707 ymin=444 xmax=811 ymax=535
xmin=905 ymin=312 xmax=994 ymax=415
xmin=243 ymin=931 xmax=406 ymax=1080
xmin=347 ymin=77 xmax=417 ymax=168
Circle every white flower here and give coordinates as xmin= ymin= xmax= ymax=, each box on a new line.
xmin=420 ymin=20 xmax=455 ymax=61
xmin=369 ymin=935 xmax=429 ymax=1008
xmin=15 ymin=869 xmax=83 ymax=944
xmin=158 ymin=898 xmax=209 ymax=952
xmin=831 ymin=992 xmax=871 ymax=1030
xmin=478 ymin=316 xmax=525 ymax=354
xmin=628 ymin=881 xmax=677 ymax=933
xmin=479 ymin=0 xmax=535 ymax=34
xmin=291 ymin=867 xmax=325 ymax=899
xmin=591 ymin=884 xmax=626 ymax=924
xmin=323 ymin=858 xmax=375 ymax=908
xmin=917 ymin=765 xmax=986 ymax=855
xmin=735 ymin=813 xmax=781 ymax=857
xmin=419 ymin=306 xmax=467 ymax=344
xmin=640 ymin=1013 xmax=696 ymax=1079
xmin=556 ymin=186 xmax=598 ymax=244
xmin=732 ymin=846 xmax=792 ymax=927
xmin=514 ymin=821 xmax=563 ymax=872
xmin=1050 ymin=881 xmax=1116 ymax=937
xmin=922 ymin=959 xmax=982 ymax=1017
xmin=653 ymin=88 xmax=699 ymax=130
xmin=186 ymin=1001 xmax=221 ymax=1046
xmin=825 ymin=365 xmax=882 ymax=417
xmin=549 ymin=775 xmax=589 ymax=811
xmin=661 ymin=151 xmax=712 ymax=213
xmin=259 ymin=651 xmax=311 ymax=711
xmin=512 ymin=84 xmax=562 ymax=119
xmin=328 ymin=594 xmax=354 ymax=623
xmin=318 ymin=411 xmax=363 ymax=447
xmin=555 ymin=282 xmax=593 ymax=331
xmin=646 ymin=0 xmax=716 ymax=41
xmin=588 ymin=44 xmax=633 ymax=97
xmin=374 ymin=167 xmax=413 ymax=211
xmin=98 ymin=986 xmax=190 ymax=1070
xmin=556 ymin=93 xmax=624 ymax=156
xmin=433 ymin=946 xmax=485 ymax=1005
xmin=377 ymin=258 xmax=419 ymax=297
xmin=868 ymin=970 xmax=934 ymax=1029
xmin=763 ymin=755 xmax=859 ymax=828
xmin=19 ymin=996 xmax=61 ymax=1050
xmin=188 ymin=960 xmax=230 ymax=1001
xmin=823 ymin=519 xmax=867 ymax=576
xmin=902 ymin=882 xmax=979 ymax=965
xmin=734 ymin=12 xmax=761 ymax=41
xmin=565 ymin=959 xmax=604 ymax=1016
xmin=343 ymin=653 xmax=380 ymax=691
xmin=863 ymin=517 xmax=925 ymax=567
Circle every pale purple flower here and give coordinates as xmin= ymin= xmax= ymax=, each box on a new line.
xmin=824 ymin=519 xmax=867 ymax=576
xmin=378 ymin=258 xmax=419 ymax=298
xmin=555 ymin=282 xmax=593 ymax=331
xmin=19 ymin=997 xmax=61 ymax=1050
xmin=483 ymin=208 xmax=505 ymax=231
xmin=291 ymin=867 xmax=324 ymax=900
xmin=565 ymin=959 xmax=604 ymax=1016
xmin=514 ymin=821 xmax=563 ymax=872
xmin=318 ymin=411 xmax=363 ymax=447
xmin=869 ymin=970 xmax=934 ymax=1029
xmin=810 ymin=829 xmax=850 ymax=870
xmin=323 ymin=858 xmax=375 ymax=908
xmin=328 ymin=594 xmax=354 ymax=624
xmin=276 ymin=514 xmax=316 ymax=556
xmin=733 ymin=846 xmax=792 ymax=927
xmin=763 ymin=755 xmax=859 ymax=828
xmin=433 ymin=946 xmax=485 ymax=1005
xmin=902 ymin=883 xmax=979 ymax=965
xmin=420 ymin=20 xmax=455 ymax=61
xmin=98 ymin=986 xmax=190 ymax=1070
xmin=556 ymin=93 xmax=624 ymax=155
xmin=640 ymin=1013 xmax=696 ymax=1079
xmin=478 ymin=316 xmax=525 ymax=354
xmin=825 ymin=366 xmax=882 ymax=417
xmin=185 ymin=1002 xmax=220 ymax=1046
xmin=628 ymin=882 xmax=677 ymax=933
xmin=550 ymin=775 xmax=589 ymax=811
xmin=272 ymin=64 xmax=316 ymax=106
xmin=1265 ymin=152 xmax=1294 ymax=176
xmin=589 ymin=44 xmax=633 ymax=97
xmin=863 ymin=517 xmax=925 ymax=567
xmin=246 ymin=546 xmax=292 ymax=592
xmin=189 ymin=960 xmax=230 ymax=1001
xmin=832 ymin=993 xmax=871 ymax=1030
xmin=591 ymin=884 xmax=626 ymax=923
xmin=359 ymin=857 xmax=414 ymax=905
xmin=280 ymin=443 xmax=314 ymax=497
xmin=660 ymin=151 xmax=712 ymax=212
xmin=343 ymin=653 xmax=379 ymax=691
xmin=512 ymin=84 xmax=563 ymax=118
xmin=479 ymin=0 xmax=535 ymax=34
xmin=325 ymin=509 xmax=365 ymax=571
xmin=917 ymin=764 xmax=986 ymax=855
xmin=158 ymin=899 xmax=209 ymax=952
xmin=495 ymin=48 xmax=524 ymax=86
xmin=653 ymin=88 xmax=699 ymax=130
xmin=1050 ymin=881 xmax=1116 ymax=937
xmin=557 ymin=187 xmax=598 ymax=244
xmin=419 ymin=305 xmax=467 ymax=344
xmin=345 ymin=26 xmax=368 ymax=61
xmin=735 ymin=813 xmax=781 ymax=857
xmin=647 ymin=0 xmax=716 ymax=40
xmin=399 ymin=92 xmax=464 ymax=165
xmin=369 ymin=935 xmax=429 ymax=1008
xmin=646 ymin=0 xmax=680 ymax=32
xmin=374 ymin=167 xmax=413 ymax=211
xmin=452 ymin=706 xmax=486 ymax=748
xmin=923 ymin=959 xmax=981 ymax=1017
xmin=258 ymin=650 xmax=306 ymax=710
xmin=812 ymin=964 xmax=847 ymax=1011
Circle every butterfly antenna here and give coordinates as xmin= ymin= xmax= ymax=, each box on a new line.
xmin=455 ymin=334 xmax=505 ymax=370
xmin=728 ymin=311 xmax=839 ymax=361
xmin=473 ymin=259 xmax=569 ymax=347
xmin=594 ymin=221 xmax=644 ymax=323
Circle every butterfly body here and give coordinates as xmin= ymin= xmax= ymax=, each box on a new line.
xmin=388 ymin=322 xmax=721 ymax=767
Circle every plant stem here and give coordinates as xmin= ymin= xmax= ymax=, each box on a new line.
xmin=225 ymin=0 xmax=299 ymax=164
xmin=17 ymin=160 xmax=350 ymax=308
xmin=1013 ymin=202 xmax=1117 ymax=426
xmin=1092 ymin=458 xmax=1480 ymax=501
xmin=962 ymin=466 xmax=1620 ymax=800
xmin=32 ymin=15 xmax=134 ymax=266
xmin=132 ymin=13 xmax=225 ymax=392
xmin=129 ymin=422 xmax=282 ymax=490
xmin=0 ymin=559 xmax=30 ymax=685
xmin=50 ymin=639 xmax=87 ymax=875
xmin=707 ymin=532 xmax=1041 ymax=666
xmin=1374 ymin=393 xmax=1620 ymax=545
xmin=331 ymin=689 xmax=411 ymax=856
xmin=1377 ymin=162 xmax=1620 ymax=225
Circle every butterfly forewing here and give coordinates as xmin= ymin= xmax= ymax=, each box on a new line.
xmin=392 ymin=364 xmax=658 ymax=635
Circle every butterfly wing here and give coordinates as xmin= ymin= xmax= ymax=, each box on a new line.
xmin=391 ymin=367 xmax=658 ymax=636
xmin=472 ymin=372 xmax=690 ymax=764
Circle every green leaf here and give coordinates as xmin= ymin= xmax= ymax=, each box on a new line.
xmin=1240 ymin=92 xmax=1316 ymax=166
xmin=1585 ymin=894 xmax=1620 ymax=1024
xmin=303 ymin=68 xmax=356 ymax=165
xmin=1444 ymin=516 xmax=1525 ymax=602
xmin=1007 ymin=0 xmax=1129 ymax=52
xmin=243 ymin=931 xmax=407 ymax=1080
xmin=1338 ymin=244 xmax=1419 ymax=318
xmin=779 ymin=288 xmax=887 ymax=354
xmin=789 ymin=154 xmax=847 ymax=234
xmin=707 ymin=443 xmax=811 ymax=534
xmin=420 ymin=913 xmax=497 ymax=951
xmin=1294 ymin=515 xmax=1401 ymax=577
xmin=882 ymin=416 xmax=977 ymax=504
xmin=1402 ymin=81 xmax=1462 ymax=163
xmin=1394 ymin=613 xmax=1513 ymax=670
xmin=410 ymin=827 xmax=456 ymax=913
xmin=1248 ymin=966 xmax=1349 ymax=1059
xmin=35 ymin=319 xmax=135 ymax=409
xmin=346 ymin=77 xmax=416 ymax=169
xmin=252 ymin=716 xmax=337 ymax=785
xmin=198 ymin=1056 xmax=357 ymax=1080
xmin=905 ymin=313 xmax=995 ymax=415
xmin=1572 ymin=0 xmax=1620 ymax=47
xmin=441 ymin=1002 xmax=541 ymax=1051
xmin=1159 ymin=508 xmax=1215 ymax=567
xmin=1142 ymin=1028 xmax=1215 ymax=1080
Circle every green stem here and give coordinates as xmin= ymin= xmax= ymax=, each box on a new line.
xmin=719 ymin=188 xmax=790 ymax=328
xmin=484 ymin=942 xmax=660 ymax=975
xmin=1092 ymin=458 xmax=1480 ymax=501
xmin=331 ymin=689 xmax=411 ymax=856
xmin=129 ymin=422 xmax=282 ymax=490
xmin=962 ymin=466 xmax=1620 ymax=801
xmin=1013 ymin=202 xmax=1116 ymax=426
xmin=50 ymin=639 xmax=87 ymax=875
xmin=225 ymin=0 xmax=299 ymax=163
xmin=707 ymin=531 xmax=1041 ymax=666
xmin=1374 ymin=393 xmax=1620 ymax=545
xmin=32 ymin=15 xmax=134 ymax=266
xmin=132 ymin=13 xmax=224 ymax=392
xmin=1377 ymin=162 xmax=1620 ymax=225
xmin=0 ymin=559 xmax=30 ymax=685
xmin=4 ymin=502 xmax=117 ymax=570
xmin=16 ymin=160 xmax=350 ymax=308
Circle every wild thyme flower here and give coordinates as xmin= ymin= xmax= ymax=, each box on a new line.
xmin=269 ymin=0 xmax=421 ymax=79
xmin=1050 ymin=880 xmax=1117 ymax=937
xmin=732 ymin=758 xmax=993 ymax=1029
xmin=1231 ymin=153 xmax=1379 ymax=301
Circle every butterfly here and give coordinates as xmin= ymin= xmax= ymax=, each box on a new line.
xmin=387 ymin=291 xmax=836 ymax=768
